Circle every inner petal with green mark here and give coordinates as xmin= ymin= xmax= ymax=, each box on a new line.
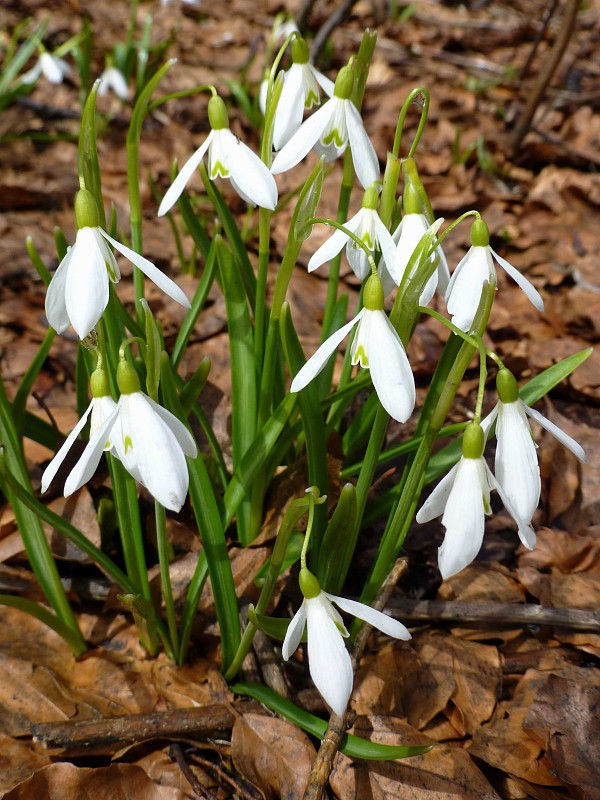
xmin=353 ymin=345 xmax=369 ymax=367
xmin=210 ymin=160 xmax=229 ymax=179
xmin=123 ymin=435 xmax=133 ymax=454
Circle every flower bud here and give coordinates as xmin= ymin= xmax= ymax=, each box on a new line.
xmin=403 ymin=183 xmax=421 ymax=215
xmin=116 ymin=357 xmax=141 ymax=395
xmin=291 ymin=36 xmax=309 ymax=65
xmin=333 ymin=66 xmax=353 ymax=100
xmin=207 ymin=95 xmax=229 ymax=130
xmin=470 ymin=218 xmax=490 ymax=248
xmin=462 ymin=421 xmax=485 ymax=459
xmin=299 ymin=567 xmax=321 ymax=599
xmin=361 ymin=184 xmax=379 ymax=211
xmin=496 ymin=368 xmax=519 ymax=404
xmin=74 ymin=189 xmax=101 ymax=230
xmin=90 ymin=365 xmax=111 ymax=398
xmin=363 ymin=274 xmax=384 ymax=311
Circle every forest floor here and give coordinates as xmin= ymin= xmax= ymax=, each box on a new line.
xmin=0 ymin=0 xmax=600 ymax=798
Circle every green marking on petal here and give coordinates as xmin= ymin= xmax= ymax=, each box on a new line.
xmin=304 ymin=90 xmax=319 ymax=108
xmin=362 ymin=232 xmax=374 ymax=249
xmin=106 ymin=262 xmax=118 ymax=282
xmin=483 ymin=496 xmax=492 ymax=514
xmin=123 ymin=435 xmax=133 ymax=454
xmin=354 ymin=345 xmax=368 ymax=367
xmin=211 ymin=160 xmax=229 ymax=179
xmin=322 ymin=128 xmax=344 ymax=148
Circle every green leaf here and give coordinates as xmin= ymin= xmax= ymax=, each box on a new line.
xmin=247 ymin=605 xmax=305 ymax=642
xmin=231 ymin=682 xmax=432 ymax=761
xmin=317 ymin=482 xmax=357 ymax=594
xmin=78 ymin=81 xmax=104 ymax=224
xmin=254 ymin=529 xmax=304 ymax=587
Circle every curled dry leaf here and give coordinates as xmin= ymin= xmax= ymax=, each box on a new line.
xmin=231 ymin=712 xmax=316 ymax=800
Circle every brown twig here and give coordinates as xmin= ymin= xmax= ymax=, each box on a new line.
xmin=302 ymin=558 xmax=409 ymax=800
xmin=187 ymin=751 xmax=264 ymax=800
xmin=310 ymin=0 xmax=360 ymax=63
xmin=253 ymin=628 xmax=293 ymax=700
xmin=170 ymin=743 xmax=220 ymax=800
xmin=517 ymin=0 xmax=561 ymax=81
xmin=384 ymin=599 xmax=600 ymax=633
xmin=31 ymin=702 xmax=254 ymax=756
xmin=508 ymin=0 xmax=581 ymax=157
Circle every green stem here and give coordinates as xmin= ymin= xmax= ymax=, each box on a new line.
xmin=392 ymin=87 xmax=429 ymax=159
xmin=155 ymin=500 xmax=178 ymax=656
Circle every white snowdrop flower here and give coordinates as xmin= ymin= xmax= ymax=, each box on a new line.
xmin=291 ymin=274 xmax=415 ymax=423
xmin=270 ymin=37 xmax=334 ymax=151
xmin=158 ymin=95 xmax=278 ymax=215
xmin=416 ymin=422 xmax=536 ymax=580
xmin=282 ymin=568 xmax=411 ymax=717
xmin=98 ymin=66 xmax=129 ymax=100
xmin=41 ymin=366 xmax=118 ymax=494
xmin=45 ymin=189 xmax=190 ymax=340
xmin=446 ymin=218 xmax=544 ymax=332
xmin=21 ymin=51 xmax=72 ymax=85
xmin=271 ymin=65 xmax=379 ymax=190
xmin=44 ymin=359 xmax=198 ymax=512
xmin=481 ymin=368 xmax=586 ymax=524
xmin=307 ymin=184 xmax=397 ymax=295
xmin=391 ymin=184 xmax=450 ymax=306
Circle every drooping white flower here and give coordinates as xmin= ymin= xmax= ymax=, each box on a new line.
xmin=391 ymin=184 xmax=449 ymax=306
xmin=416 ymin=421 xmax=536 ymax=580
xmin=21 ymin=51 xmax=72 ymax=85
xmin=481 ymin=368 xmax=586 ymax=524
xmin=45 ymin=189 xmax=190 ymax=340
xmin=307 ymin=184 xmax=397 ymax=294
xmin=43 ymin=359 xmax=198 ymax=512
xmin=446 ymin=218 xmax=544 ymax=332
xmin=267 ymin=37 xmax=334 ymax=151
xmin=271 ymin=65 xmax=379 ymax=190
xmin=98 ymin=66 xmax=129 ymax=100
xmin=282 ymin=569 xmax=411 ymax=716
xmin=290 ymin=274 xmax=415 ymax=423
xmin=41 ymin=367 xmax=118 ymax=494
xmin=158 ymin=94 xmax=278 ymax=216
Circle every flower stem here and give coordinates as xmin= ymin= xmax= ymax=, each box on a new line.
xmin=155 ymin=500 xmax=179 ymax=657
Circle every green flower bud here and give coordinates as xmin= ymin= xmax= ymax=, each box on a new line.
xmin=74 ymin=189 xmax=101 ymax=230
xmin=462 ymin=421 xmax=485 ymax=459
xmin=299 ymin=567 xmax=321 ymax=599
xmin=291 ymin=37 xmax=309 ymax=65
xmin=116 ymin=357 xmax=141 ymax=395
xmin=496 ymin=368 xmax=519 ymax=404
xmin=403 ymin=183 xmax=421 ymax=215
xmin=333 ymin=66 xmax=353 ymax=100
xmin=470 ymin=218 xmax=490 ymax=248
xmin=361 ymin=184 xmax=379 ymax=210
xmin=363 ymin=274 xmax=384 ymax=311
xmin=208 ymin=95 xmax=229 ymax=131
xmin=90 ymin=366 xmax=111 ymax=398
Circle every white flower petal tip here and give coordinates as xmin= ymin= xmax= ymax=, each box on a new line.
xmin=418 ymin=452 xmax=537 ymax=580
xmin=490 ymin=248 xmax=545 ymax=312
xmin=284 ymin=589 xmax=410 ymax=716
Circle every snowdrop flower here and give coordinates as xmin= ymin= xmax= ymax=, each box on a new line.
xmin=416 ymin=422 xmax=536 ymax=580
xmin=158 ymin=95 xmax=278 ymax=216
xmin=446 ymin=218 xmax=544 ymax=332
xmin=269 ymin=37 xmax=334 ymax=151
xmin=42 ymin=363 xmax=117 ymax=495
xmin=391 ymin=184 xmax=450 ymax=306
xmin=291 ymin=274 xmax=415 ymax=423
xmin=308 ymin=184 xmax=397 ymax=294
xmin=21 ymin=51 xmax=72 ymax=85
xmin=271 ymin=65 xmax=379 ymax=190
xmin=482 ymin=368 xmax=586 ymax=524
xmin=45 ymin=189 xmax=190 ymax=340
xmin=282 ymin=568 xmax=411 ymax=716
xmin=98 ymin=66 xmax=128 ymax=100
xmin=43 ymin=358 xmax=198 ymax=512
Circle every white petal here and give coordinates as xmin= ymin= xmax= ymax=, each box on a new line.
xmin=45 ymin=248 xmax=73 ymax=333
xmin=100 ymin=230 xmax=191 ymax=308
xmin=65 ymin=228 xmax=110 ymax=339
xmin=271 ymin=101 xmax=333 ymax=174
xmin=144 ymin=396 xmax=197 ymax=458
xmin=364 ymin=311 xmax=415 ymax=423
xmin=446 ymin=246 xmax=494 ymax=332
xmin=435 ymin=244 xmax=451 ymax=296
xmin=307 ymin=211 xmax=363 ymax=273
xmin=524 ymin=405 xmax=586 ymax=463
xmin=438 ymin=458 xmax=487 ymax=579
xmin=40 ymin=53 xmax=69 ymax=84
xmin=41 ymin=402 xmax=94 ymax=492
xmin=312 ymin=67 xmax=335 ymax=97
xmin=345 ymin=101 xmax=379 ymax=189
xmin=115 ymin=393 xmax=190 ymax=512
xmin=20 ymin=62 xmax=42 ymax=84
xmin=416 ymin=461 xmax=460 ymax=523
xmin=225 ymin=134 xmax=278 ymax=210
xmin=327 ymin=594 xmax=411 ymax=640
xmin=373 ymin=216 xmax=398 ymax=283
xmin=306 ymin=595 xmax=353 ymax=717
xmin=485 ymin=463 xmax=536 ymax=550
xmin=158 ymin=132 xmax=214 ymax=216
xmin=100 ymin=67 xmax=128 ymax=100
xmin=273 ymin=65 xmax=305 ymax=150
xmin=480 ymin=404 xmax=499 ymax=439
xmin=64 ymin=409 xmax=120 ymax=495
xmin=282 ymin=602 xmax=307 ymax=660
xmin=290 ymin=310 xmax=364 ymax=392
xmin=490 ymin=248 xmax=544 ymax=312
xmin=495 ymin=400 xmax=540 ymax=523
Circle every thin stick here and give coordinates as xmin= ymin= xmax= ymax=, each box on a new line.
xmin=310 ymin=0 xmax=360 ymax=62
xmin=170 ymin=743 xmax=220 ymax=800
xmin=508 ymin=0 xmax=580 ymax=156
xmin=302 ymin=559 xmax=409 ymax=800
